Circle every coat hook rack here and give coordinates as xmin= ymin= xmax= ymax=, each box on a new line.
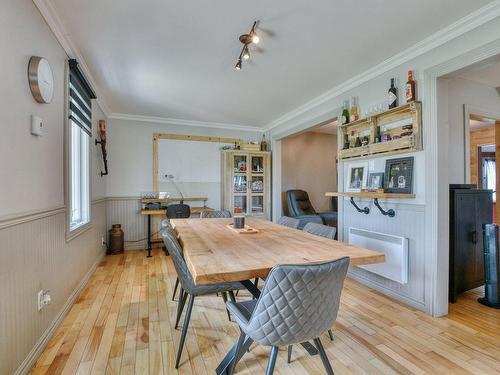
xmin=350 ymin=197 xmax=370 ymax=215
xmin=95 ymin=120 xmax=108 ymax=177
xmin=373 ymin=198 xmax=395 ymax=217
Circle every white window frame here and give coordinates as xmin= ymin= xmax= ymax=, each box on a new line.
xmin=65 ymin=63 xmax=92 ymax=241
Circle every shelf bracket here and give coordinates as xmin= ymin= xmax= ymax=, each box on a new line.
xmin=350 ymin=197 xmax=369 ymax=215
xmin=373 ymin=198 xmax=395 ymax=217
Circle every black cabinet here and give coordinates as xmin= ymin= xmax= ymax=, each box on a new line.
xmin=449 ymin=185 xmax=493 ymax=303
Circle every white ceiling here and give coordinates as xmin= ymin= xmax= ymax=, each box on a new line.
xmin=49 ymin=0 xmax=494 ymax=127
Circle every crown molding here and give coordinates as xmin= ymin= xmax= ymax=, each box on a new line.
xmin=108 ymin=112 xmax=264 ymax=132
xmin=33 ymin=0 xmax=111 ymax=117
xmin=264 ymin=0 xmax=500 ymax=132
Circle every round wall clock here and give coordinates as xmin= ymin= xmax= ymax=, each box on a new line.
xmin=28 ymin=56 xmax=54 ymax=104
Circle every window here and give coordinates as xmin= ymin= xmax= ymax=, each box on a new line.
xmin=68 ymin=60 xmax=96 ymax=232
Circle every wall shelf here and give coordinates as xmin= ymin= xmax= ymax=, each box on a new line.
xmin=338 ymin=101 xmax=422 ymax=160
xmin=326 ymin=192 xmax=416 ymax=199
xmin=326 ymin=191 xmax=415 ymax=218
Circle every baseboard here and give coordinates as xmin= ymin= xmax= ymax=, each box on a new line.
xmin=14 ymin=251 xmax=105 ymax=375
xmin=347 ymin=270 xmax=428 ymax=313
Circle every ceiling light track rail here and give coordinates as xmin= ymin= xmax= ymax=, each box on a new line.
xmin=235 ymin=21 xmax=260 ymax=70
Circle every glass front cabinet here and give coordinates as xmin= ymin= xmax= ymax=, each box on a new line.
xmin=222 ymin=150 xmax=271 ymax=219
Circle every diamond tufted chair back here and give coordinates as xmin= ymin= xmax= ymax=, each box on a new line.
xmin=303 ymin=222 xmax=336 ymax=240
xmin=277 ymin=216 xmax=300 ymax=229
xmin=200 ymin=209 xmax=232 ymax=218
xmin=241 ymin=257 xmax=349 ymax=347
xmin=162 ymin=230 xmax=196 ymax=294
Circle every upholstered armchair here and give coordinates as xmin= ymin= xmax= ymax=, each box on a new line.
xmin=286 ymin=189 xmax=337 ymax=229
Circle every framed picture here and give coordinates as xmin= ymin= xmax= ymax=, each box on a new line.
xmin=384 ymin=157 xmax=414 ymax=194
xmin=346 ymin=162 xmax=368 ymax=192
xmin=368 ymin=172 xmax=384 ymax=191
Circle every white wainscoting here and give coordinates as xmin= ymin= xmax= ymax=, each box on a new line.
xmin=0 ymin=201 xmax=107 ymax=375
xmin=106 ymin=197 xmax=147 ymax=250
xmin=342 ymin=200 xmax=427 ymax=311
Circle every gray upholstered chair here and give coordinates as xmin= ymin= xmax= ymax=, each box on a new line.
xmin=226 ymin=257 xmax=349 ymax=375
xmin=277 ymin=216 xmax=300 ymax=229
xmin=303 ymin=222 xmax=337 ymax=240
xmin=200 ymin=209 xmax=232 ymax=218
xmin=160 ymin=219 xmax=182 ymax=300
xmin=166 ymin=203 xmax=191 ymax=218
xmin=161 ymin=230 xmax=244 ymax=369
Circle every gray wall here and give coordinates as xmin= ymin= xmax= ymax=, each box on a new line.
xmin=0 ymin=1 xmax=107 ymax=373
xmin=105 ymin=118 xmax=262 ymax=247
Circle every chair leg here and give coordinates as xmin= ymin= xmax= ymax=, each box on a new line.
xmin=175 ymin=288 xmax=187 ymax=329
xmin=254 ymin=278 xmax=259 ymax=288
xmin=228 ymin=290 xmax=237 ymax=302
xmin=328 ymin=329 xmax=334 ymax=341
xmin=314 ymin=337 xmax=334 ymax=375
xmin=287 ymin=345 xmax=292 ymax=363
xmin=175 ymin=294 xmax=195 ymax=369
xmin=228 ymin=331 xmax=246 ymax=375
xmin=266 ymin=346 xmax=279 ymax=375
xmin=172 ymin=277 xmax=179 ymax=301
xmin=221 ymin=292 xmax=231 ymax=321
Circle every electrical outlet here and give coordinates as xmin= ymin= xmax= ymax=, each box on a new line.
xmin=37 ymin=289 xmax=51 ymax=311
xmin=101 ymin=237 xmax=106 ymax=246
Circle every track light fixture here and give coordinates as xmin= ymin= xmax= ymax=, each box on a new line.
xmin=235 ymin=21 xmax=259 ymax=70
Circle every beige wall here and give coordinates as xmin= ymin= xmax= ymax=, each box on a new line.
xmin=282 ymin=131 xmax=337 ymax=214
xmin=0 ymin=1 xmax=107 ymax=373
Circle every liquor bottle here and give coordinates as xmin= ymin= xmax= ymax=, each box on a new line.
xmin=388 ymin=78 xmax=398 ymax=109
xmin=260 ymin=134 xmax=268 ymax=151
xmin=350 ymin=97 xmax=359 ymax=122
xmin=355 ymin=132 xmax=361 ymax=147
xmin=343 ymin=134 xmax=349 ymax=150
xmin=341 ymin=99 xmax=350 ymax=125
xmin=406 ymin=70 xmax=416 ymax=102
xmin=349 ymin=130 xmax=355 ymax=148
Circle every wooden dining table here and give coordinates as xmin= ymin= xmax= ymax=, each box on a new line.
xmin=171 ymin=217 xmax=385 ymax=375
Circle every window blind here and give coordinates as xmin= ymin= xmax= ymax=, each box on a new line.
xmin=68 ymin=59 xmax=96 ymax=136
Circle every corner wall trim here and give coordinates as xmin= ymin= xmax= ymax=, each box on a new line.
xmin=264 ymin=0 xmax=500 ymax=132
xmin=14 ymin=251 xmax=105 ymax=375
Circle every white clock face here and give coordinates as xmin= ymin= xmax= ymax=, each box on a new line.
xmin=28 ymin=57 xmax=54 ymax=104
xmin=37 ymin=58 xmax=54 ymax=103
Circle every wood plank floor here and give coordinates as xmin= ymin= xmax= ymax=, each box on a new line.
xmin=30 ymin=249 xmax=500 ymax=375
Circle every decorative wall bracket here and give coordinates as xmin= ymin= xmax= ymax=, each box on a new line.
xmin=373 ymin=198 xmax=395 ymax=217
xmin=350 ymin=197 xmax=370 ymax=215
xmin=95 ymin=120 xmax=108 ymax=177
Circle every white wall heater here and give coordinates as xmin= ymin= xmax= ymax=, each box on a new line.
xmin=348 ymin=227 xmax=409 ymax=284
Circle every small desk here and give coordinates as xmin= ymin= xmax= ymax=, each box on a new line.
xmin=172 ymin=218 xmax=385 ymax=375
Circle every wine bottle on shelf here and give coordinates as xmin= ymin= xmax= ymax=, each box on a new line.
xmin=355 ymin=132 xmax=361 ymax=148
xmin=350 ymin=96 xmax=359 ymax=122
xmin=349 ymin=130 xmax=355 ymax=148
xmin=388 ymin=78 xmax=398 ymax=109
xmin=341 ymin=99 xmax=350 ymax=125
xmin=343 ymin=134 xmax=349 ymax=150
xmin=406 ymin=70 xmax=416 ymax=102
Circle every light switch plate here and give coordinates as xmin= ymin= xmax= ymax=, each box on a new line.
xmin=31 ymin=115 xmax=43 ymax=136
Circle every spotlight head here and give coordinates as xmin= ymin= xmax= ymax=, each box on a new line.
xmin=251 ymin=32 xmax=259 ymax=44
xmin=235 ymin=59 xmax=242 ymax=70
xmin=242 ymin=46 xmax=250 ymax=60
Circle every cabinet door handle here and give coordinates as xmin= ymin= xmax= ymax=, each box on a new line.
xmin=471 ymin=231 xmax=478 ymax=244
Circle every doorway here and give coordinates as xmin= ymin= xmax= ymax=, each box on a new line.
xmin=468 ymin=114 xmax=499 ymax=221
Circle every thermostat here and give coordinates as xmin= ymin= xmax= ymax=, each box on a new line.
xmin=31 ymin=115 xmax=43 ymax=136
